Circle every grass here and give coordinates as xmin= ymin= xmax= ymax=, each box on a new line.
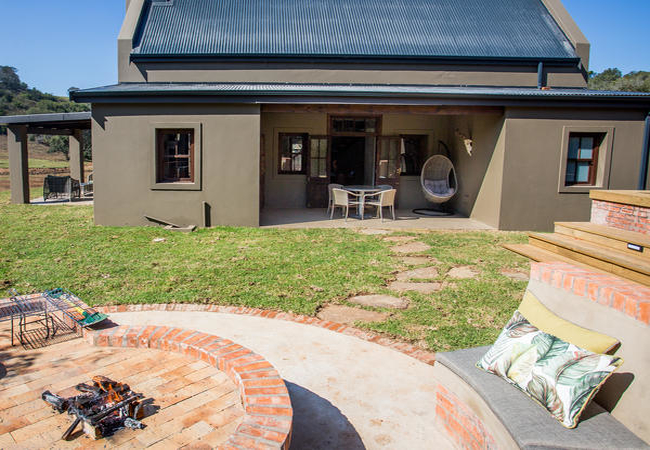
xmin=0 ymin=158 xmax=69 ymax=169
xmin=0 ymin=195 xmax=529 ymax=351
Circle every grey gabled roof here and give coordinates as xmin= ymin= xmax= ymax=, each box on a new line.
xmin=131 ymin=0 xmax=578 ymax=62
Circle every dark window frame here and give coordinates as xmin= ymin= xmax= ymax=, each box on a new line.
xmin=156 ymin=128 xmax=195 ymax=183
xmin=399 ymin=134 xmax=428 ymax=176
xmin=565 ymin=133 xmax=602 ymax=186
xmin=329 ymin=115 xmax=381 ymax=136
xmin=278 ymin=133 xmax=308 ymax=174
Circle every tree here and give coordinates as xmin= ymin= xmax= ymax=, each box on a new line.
xmin=0 ymin=66 xmax=26 ymax=92
xmin=588 ymin=68 xmax=650 ymax=92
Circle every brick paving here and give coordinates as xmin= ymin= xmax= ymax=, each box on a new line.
xmin=0 ymin=324 xmax=244 ymax=449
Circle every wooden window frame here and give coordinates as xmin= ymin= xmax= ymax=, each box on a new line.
xmin=156 ymin=128 xmax=195 ymax=183
xmin=328 ymin=115 xmax=382 ymax=137
xmin=565 ymin=133 xmax=602 ymax=187
xmin=278 ymin=133 xmax=308 ymax=175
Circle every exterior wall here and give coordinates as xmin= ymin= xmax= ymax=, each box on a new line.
xmin=499 ymin=108 xmax=647 ymax=231
xmin=261 ymin=112 xmax=327 ymax=208
xmin=122 ymin=61 xmax=587 ymax=88
xmin=448 ymin=115 xmax=506 ymax=228
xmin=92 ymin=103 xmax=260 ymax=227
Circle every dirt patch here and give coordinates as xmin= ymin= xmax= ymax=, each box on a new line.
xmin=390 ymin=242 xmax=431 ymax=254
xmin=395 ymin=267 xmax=439 ymax=281
xmin=317 ymin=305 xmax=389 ymax=324
xmin=348 ymin=294 xmax=410 ymax=310
xmin=356 ymin=229 xmax=391 ymax=235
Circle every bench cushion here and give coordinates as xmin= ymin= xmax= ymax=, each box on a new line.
xmin=436 ymin=347 xmax=649 ymax=449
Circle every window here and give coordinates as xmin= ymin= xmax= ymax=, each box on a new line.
xmin=156 ymin=129 xmax=194 ymax=182
xmin=565 ymin=133 xmax=603 ymax=186
xmin=309 ymin=137 xmax=328 ymax=178
xmin=279 ymin=133 xmax=307 ymax=174
xmin=331 ymin=117 xmax=377 ymax=134
xmin=400 ymin=135 xmax=428 ymax=176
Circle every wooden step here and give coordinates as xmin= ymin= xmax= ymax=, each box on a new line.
xmin=503 ymin=243 xmax=605 ymax=270
xmin=555 ymin=222 xmax=650 ymax=259
xmin=590 ymin=190 xmax=650 ymax=208
xmin=528 ymin=232 xmax=650 ymax=286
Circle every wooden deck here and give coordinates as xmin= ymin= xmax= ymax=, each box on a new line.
xmin=0 ymin=325 xmax=244 ymax=449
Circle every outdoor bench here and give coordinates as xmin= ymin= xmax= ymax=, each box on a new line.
xmin=431 ymin=263 xmax=650 ymax=449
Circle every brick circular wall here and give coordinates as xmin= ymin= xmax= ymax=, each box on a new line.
xmin=85 ymin=325 xmax=293 ymax=449
xmin=95 ymin=304 xmax=437 ymax=365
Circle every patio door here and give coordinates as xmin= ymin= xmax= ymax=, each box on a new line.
xmin=376 ymin=136 xmax=401 ymax=191
xmin=306 ymin=135 xmax=330 ymax=208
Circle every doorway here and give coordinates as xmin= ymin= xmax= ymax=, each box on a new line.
xmin=331 ymin=136 xmax=366 ymax=185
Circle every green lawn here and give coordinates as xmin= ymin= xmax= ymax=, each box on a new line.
xmin=0 ymin=193 xmax=529 ymax=351
xmin=0 ymin=158 xmax=68 ymax=169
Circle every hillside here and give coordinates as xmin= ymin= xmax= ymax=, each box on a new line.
xmin=1 ymin=66 xmax=88 ymax=118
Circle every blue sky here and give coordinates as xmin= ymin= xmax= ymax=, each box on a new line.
xmin=1 ymin=0 xmax=648 ymax=97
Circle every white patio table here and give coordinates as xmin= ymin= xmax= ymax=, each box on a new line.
xmin=344 ymin=185 xmax=381 ymax=219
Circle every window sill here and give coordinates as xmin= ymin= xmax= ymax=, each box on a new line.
xmin=559 ymin=185 xmax=606 ymax=194
xmin=151 ymin=181 xmax=201 ymax=191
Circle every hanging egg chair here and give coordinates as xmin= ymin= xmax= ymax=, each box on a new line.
xmin=413 ymin=154 xmax=458 ymax=216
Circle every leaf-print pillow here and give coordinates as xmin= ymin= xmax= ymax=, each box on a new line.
xmin=477 ymin=310 xmax=622 ymax=428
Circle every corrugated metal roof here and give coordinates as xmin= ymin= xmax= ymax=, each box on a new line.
xmin=71 ymin=83 xmax=650 ymax=101
xmin=131 ymin=0 xmax=578 ymax=61
xmin=0 ymin=112 xmax=91 ymax=126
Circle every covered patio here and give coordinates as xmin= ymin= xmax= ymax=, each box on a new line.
xmin=261 ymin=208 xmax=492 ymax=230
xmin=0 ymin=112 xmax=92 ymax=204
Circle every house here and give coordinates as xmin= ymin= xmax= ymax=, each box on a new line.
xmin=63 ymin=0 xmax=650 ymax=229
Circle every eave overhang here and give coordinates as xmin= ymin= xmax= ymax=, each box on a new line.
xmin=70 ymin=83 xmax=650 ymax=110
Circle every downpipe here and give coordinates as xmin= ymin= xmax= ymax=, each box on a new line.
xmin=638 ymin=113 xmax=650 ymax=190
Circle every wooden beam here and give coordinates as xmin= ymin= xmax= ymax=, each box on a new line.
xmin=26 ymin=127 xmax=74 ymax=136
xmin=261 ymin=104 xmax=504 ymax=115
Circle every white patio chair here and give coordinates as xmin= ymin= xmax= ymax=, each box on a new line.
xmin=365 ymin=188 xmax=396 ymax=221
xmin=330 ymin=188 xmax=361 ymax=221
xmin=327 ymin=183 xmax=343 ymax=215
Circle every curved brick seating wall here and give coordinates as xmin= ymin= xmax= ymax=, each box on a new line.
xmin=84 ymin=325 xmax=293 ymax=450
xmin=432 ymin=261 xmax=650 ymax=448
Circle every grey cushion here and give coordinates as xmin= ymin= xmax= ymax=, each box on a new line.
xmin=436 ymin=347 xmax=649 ymax=450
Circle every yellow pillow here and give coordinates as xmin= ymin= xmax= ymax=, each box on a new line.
xmin=518 ymin=291 xmax=619 ymax=354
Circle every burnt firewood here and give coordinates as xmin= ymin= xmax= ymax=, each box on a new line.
xmin=43 ymin=375 xmax=146 ymax=442
xmin=42 ymin=390 xmax=69 ymax=412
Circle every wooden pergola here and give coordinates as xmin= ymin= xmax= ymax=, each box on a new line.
xmin=0 ymin=112 xmax=91 ymax=204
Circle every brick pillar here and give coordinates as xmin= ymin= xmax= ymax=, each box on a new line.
xmin=7 ymin=125 xmax=29 ymax=204
xmin=69 ymin=130 xmax=85 ymax=182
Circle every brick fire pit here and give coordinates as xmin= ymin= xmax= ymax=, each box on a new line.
xmin=0 ymin=323 xmax=293 ymax=449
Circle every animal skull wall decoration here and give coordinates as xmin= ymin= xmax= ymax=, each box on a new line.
xmin=455 ymin=129 xmax=474 ymax=156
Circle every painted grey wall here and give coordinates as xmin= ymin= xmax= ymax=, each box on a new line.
xmin=499 ymin=108 xmax=647 ymax=231
xmin=92 ymin=103 xmax=261 ymax=227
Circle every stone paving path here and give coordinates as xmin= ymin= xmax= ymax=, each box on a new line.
xmin=348 ymin=294 xmax=409 ymax=310
xmin=317 ymin=304 xmax=389 ymax=324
